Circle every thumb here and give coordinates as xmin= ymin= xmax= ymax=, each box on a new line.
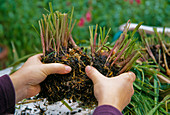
xmin=85 ymin=66 xmax=104 ymax=84
xmin=42 ymin=63 xmax=72 ymax=75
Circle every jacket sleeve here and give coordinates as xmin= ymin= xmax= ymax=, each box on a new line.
xmin=93 ymin=105 xmax=123 ymax=115
xmin=0 ymin=74 xmax=15 ymax=114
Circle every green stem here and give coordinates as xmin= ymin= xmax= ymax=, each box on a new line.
xmin=118 ymin=51 xmax=141 ymax=74
xmin=154 ymin=75 xmax=159 ymax=115
xmin=111 ymin=40 xmax=131 ymax=67
xmin=49 ymin=2 xmax=56 ymax=29
xmin=69 ymin=7 xmax=74 ymax=31
xmin=39 ymin=20 xmax=45 ymax=55
xmin=61 ymin=100 xmax=73 ymax=111
xmin=89 ymin=26 xmax=94 ymax=57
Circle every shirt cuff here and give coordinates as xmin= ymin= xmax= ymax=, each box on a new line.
xmin=0 ymin=74 xmax=15 ymax=114
xmin=93 ymin=105 xmax=123 ymax=115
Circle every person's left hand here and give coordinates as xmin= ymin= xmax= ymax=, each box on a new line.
xmin=10 ymin=54 xmax=72 ymax=103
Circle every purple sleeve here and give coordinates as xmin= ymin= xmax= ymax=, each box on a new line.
xmin=93 ymin=105 xmax=123 ymax=115
xmin=0 ymin=74 xmax=15 ymax=114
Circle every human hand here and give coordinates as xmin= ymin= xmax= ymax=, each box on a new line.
xmin=10 ymin=54 xmax=72 ymax=103
xmin=85 ymin=66 xmax=136 ymax=112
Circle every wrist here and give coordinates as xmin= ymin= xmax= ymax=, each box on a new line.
xmin=10 ymin=73 xmax=28 ymax=103
xmin=98 ymin=100 xmax=122 ymax=112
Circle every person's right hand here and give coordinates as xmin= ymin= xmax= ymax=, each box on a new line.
xmin=10 ymin=54 xmax=72 ymax=103
xmin=85 ymin=66 xmax=136 ymax=112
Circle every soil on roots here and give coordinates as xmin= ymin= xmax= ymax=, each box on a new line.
xmin=38 ymin=46 xmax=121 ymax=108
xmin=150 ymin=45 xmax=170 ymax=75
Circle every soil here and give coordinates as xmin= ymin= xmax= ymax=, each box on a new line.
xmin=150 ymin=45 xmax=170 ymax=75
xmin=38 ymin=44 xmax=121 ymax=108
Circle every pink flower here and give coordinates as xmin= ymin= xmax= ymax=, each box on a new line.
xmin=86 ymin=11 xmax=92 ymax=22
xmin=135 ymin=0 xmax=141 ymax=4
xmin=129 ymin=0 xmax=133 ymax=4
xmin=78 ymin=18 xmax=85 ymax=27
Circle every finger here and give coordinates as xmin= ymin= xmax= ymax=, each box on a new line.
xmin=27 ymin=53 xmax=43 ymax=63
xmin=128 ymin=72 xmax=136 ymax=82
xmin=85 ymin=66 xmax=104 ymax=84
xmin=131 ymin=86 xmax=134 ymax=96
xmin=117 ymin=72 xmax=136 ymax=82
xmin=32 ymin=53 xmax=43 ymax=60
xmin=42 ymin=63 xmax=72 ymax=75
xmin=36 ymin=53 xmax=43 ymax=58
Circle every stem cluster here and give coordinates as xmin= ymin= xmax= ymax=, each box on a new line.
xmin=89 ymin=20 xmax=141 ymax=74
xmin=39 ymin=3 xmax=76 ymax=56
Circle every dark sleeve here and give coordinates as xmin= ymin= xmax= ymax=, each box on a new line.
xmin=0 ymin=74 xmax=15 ymax=114
xmin=93 ymin=105 xmax=123 ymax=115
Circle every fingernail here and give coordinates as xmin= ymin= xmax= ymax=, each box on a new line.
xmin=86 ymin=66 xmax=91 ymax=73
xmin=65 ymin=66 xmax=72 ymax=72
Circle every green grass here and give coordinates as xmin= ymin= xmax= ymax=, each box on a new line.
xmin=4 ymin=1 xmax=169 ymax=114
xmin=0 ymin=0 xmax=170 ymax=68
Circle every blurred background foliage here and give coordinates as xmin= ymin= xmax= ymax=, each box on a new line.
xmin=0 ymin=0 xmax=170 ymax=68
